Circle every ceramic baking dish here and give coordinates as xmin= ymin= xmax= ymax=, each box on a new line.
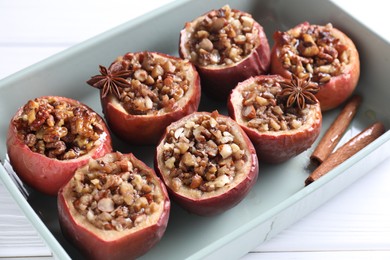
xmin=1 ymin=0 xmax=390 ymax=259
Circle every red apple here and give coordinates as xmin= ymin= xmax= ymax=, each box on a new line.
xmin=87 ymin=51 xmax=201 ymax=145
xmin=179 ymin=5 xmax=270 ymax=100
xmin=155 ymin=111 xmax=259 ymax=216
xmin=271 ymin=22 xmax=360 ymax=111
xmin=58 ymin=152 xmax=170 ymax=260
xmin=7 ymin=96 xmax=112 ymax=195
xmin=228 ymin=75 xmax=322 ymax=164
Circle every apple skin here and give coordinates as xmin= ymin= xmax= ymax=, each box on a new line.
xmin=228 ymin=75 xmax=322 ymax=164
xmin=101 ymin=52 xmax=201 ymax=145
xmin=6 ymin=96 xmax=113 ymax=196
xmin=271 ymin=22 xmax=360 ymax=111
xmin=156 ymin=160 xmax=258 ymax=216
xmin=57 ymin=152 xmax=170 ymax=260
xmin=179 ymin=9 xmax=270 ymax=100
xmin=154 ymin=111 xmax=259 ymax=216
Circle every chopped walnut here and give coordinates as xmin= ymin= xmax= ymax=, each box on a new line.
xmin=188 ymin=5 xmax=260 ymax=66
xmin=109 ymin=52 xmax=192 ymax=115
xmin=240 ymin=77 xmax=311 ymax=132
xmin=13 ymin=97 xmax=105 ymax=160
xmin=277 ymin=23 xmax=350 ymax=84
xmin=162 ymin=112 xmax=246 ymax=192
xmin=70 ymin=152 xmax=164 ymax=231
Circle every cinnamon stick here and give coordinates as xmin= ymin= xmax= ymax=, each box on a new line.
xmin=305 ymin=122 xmax=385 ymax=186
xmin=311 ymin=95 xmax=362 ymax=165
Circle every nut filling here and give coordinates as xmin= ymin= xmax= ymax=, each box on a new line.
xmin=115 ymin=52 xmax=191 ymax=115
xmin=162 ymin=112 xmax=246 ymax=192
xmin=13 ymin=97 xmax=105 ymax=160
xmin=241 ymin=78 xmax=311 ymax=132
xmin=278 ymin=23 xmax=350 ymax=83
xmin=71 ymin=153 xmax=163 ymax=231
xmin=187 ymin=5 xmax=259 ymax=66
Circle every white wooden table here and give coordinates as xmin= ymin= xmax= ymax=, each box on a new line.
xmin=1 ymin=0 xmax=389 ymax=259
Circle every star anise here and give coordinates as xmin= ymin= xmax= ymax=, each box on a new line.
xmin=87 ymin=65 xmax=132 ymax=99
xmin=278 ymin=74 xmax=319 ymax=110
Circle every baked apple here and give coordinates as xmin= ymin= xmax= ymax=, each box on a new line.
xmin=155 ymin=111 xmax=258 ymax=216
xmin=87 ymin=51 xmax=201 ymax=145
xmin=228 ymin=75 xmax=322 ymax=164
xmin=58 ymin=152 xmax=170 ymax=260
xmin=271 ymin=22 xmax=360 ymax=111
xmin=179 ymin=5 xmax=270 ymax=100
xmin=6 ymin=96 xmax=112 ymax=195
